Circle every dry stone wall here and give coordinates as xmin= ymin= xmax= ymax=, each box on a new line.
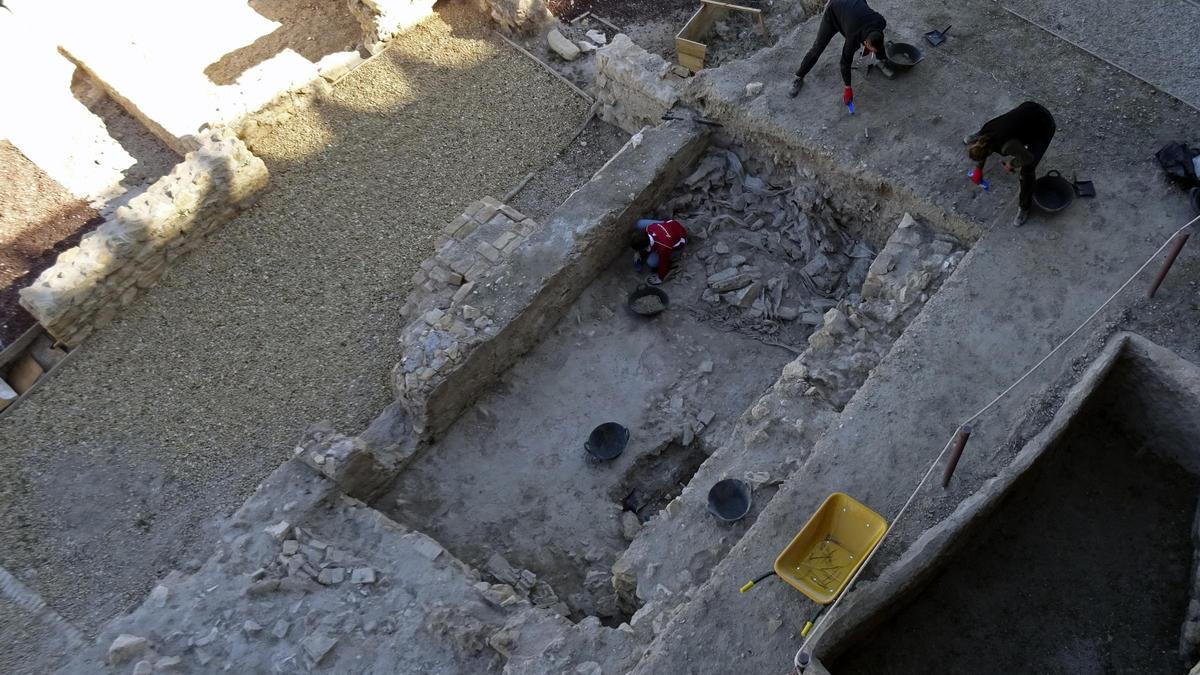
xmin=18 ymin=128 xmax=268 ymax=347
xmin=595 ymin=35 xmax=686 ymax=134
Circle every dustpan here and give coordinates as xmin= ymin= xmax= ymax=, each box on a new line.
xmin=924 ymin=25 xmax=951 ymax=47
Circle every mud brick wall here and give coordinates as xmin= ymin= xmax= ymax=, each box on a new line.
xmin=18 ymin=128 xmax=268 ymax=347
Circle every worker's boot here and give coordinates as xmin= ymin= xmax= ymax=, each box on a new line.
xmin=788 ymin=78 xmax=804 ymax=98
xmin=1014 ymin=208 xmax=1029 ymax=227
xmin=877 ymin=62 xmax=896 ymax=79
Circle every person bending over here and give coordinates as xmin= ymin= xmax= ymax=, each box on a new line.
xmin=966 ymin=101 xmax=1057 ymax=226
xmin=789 ymin=0 xmax=887 ymax=108
xmin=631 ymin=218 xmax=687 ymax=285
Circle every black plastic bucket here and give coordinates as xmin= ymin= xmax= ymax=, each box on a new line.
xmin=1033 ymin=170 xmax=1075 ymax=213
xmin=627 ymin=286 xmax=669 ymax=317
xmin=884 ymin=41 xmax=924 ymax=71
xmin=707 ymin=478 xmax=753 ymax=522
xmin=585 ymin=423 xmax=629 ymax=461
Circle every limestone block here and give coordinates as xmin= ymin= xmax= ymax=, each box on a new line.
xmin=547 ymin=29 xmax=581 ymax=62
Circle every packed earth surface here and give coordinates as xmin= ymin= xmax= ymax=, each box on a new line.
xmin=3 ymin=0 xmax=1200 ymax=673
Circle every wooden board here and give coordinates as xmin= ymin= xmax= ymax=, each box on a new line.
xmin=675 ymin=1 xmax=768 ymax=72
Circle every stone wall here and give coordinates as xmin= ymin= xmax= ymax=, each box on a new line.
xmin=349 ymin=0 xmax=438 ymax=51
xmin=18 ymin=128 xmax=268 ymax=347
xmin=595 ymin=35 xmax=685 ymax=134
xmin=473 ymin=0 xmax=553 ymax=35
xmin=391 ymin=120 xmax=709 ymax=441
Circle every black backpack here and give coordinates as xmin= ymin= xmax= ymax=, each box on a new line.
xmin=1156 ymin=141 xmax=1200 ymax=188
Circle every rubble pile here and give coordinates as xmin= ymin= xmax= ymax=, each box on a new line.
xmin=794 ymin=213 xmax=966 ymax=408
xmin=665 ymin=148 xmax=876 ymax=344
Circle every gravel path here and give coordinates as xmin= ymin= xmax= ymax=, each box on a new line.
xmin=0 ymin=2 xmax=588 ymax=665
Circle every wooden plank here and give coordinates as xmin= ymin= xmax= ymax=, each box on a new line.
xmin=676 ymin=37 xmax=707 ymax=71
xmin=700 ymin=0 xmax=762 ymax=16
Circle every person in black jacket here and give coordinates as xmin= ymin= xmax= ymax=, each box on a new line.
xmin=789 ymin=0 xmax=888 ymax=106
xmin=965 ymin=101 xmax=1057 ymax=226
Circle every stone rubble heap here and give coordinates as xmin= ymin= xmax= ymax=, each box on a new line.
xmin=66 ymin=461 xmax=521 ymax=673
xmin=669 ymin=148 xmax=876 ymax=342
xmin=475 ymin=0 xmax=553 ymax=36
xmin=18 ymin=127 xmax=268 ymax=347
xmin=793 ymin=213 xmax=965 ymax=409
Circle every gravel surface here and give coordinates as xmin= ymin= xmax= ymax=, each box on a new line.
xmin=0 ymin=0 xmax=588 ymax=654
xmin=510 ymin=115 xmax=629 ymax=222
xmin=0 ymin=141 xmax=102 ymax=348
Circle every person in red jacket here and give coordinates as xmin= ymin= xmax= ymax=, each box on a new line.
xmin=631 ymin=218 xmax=687 ymax=285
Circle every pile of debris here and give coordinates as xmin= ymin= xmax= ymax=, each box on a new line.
xmin=665 ymin=147 xmax=876 ymax=345
xmin=790 ymin=213 xmax=966 ymax=409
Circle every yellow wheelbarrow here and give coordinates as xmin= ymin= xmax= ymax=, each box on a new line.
xmin=740 ymin=492 xmax=888 ymax=637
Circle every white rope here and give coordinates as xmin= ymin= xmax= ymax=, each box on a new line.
xmin=794 ymin=213 xmax=1198 ymax=671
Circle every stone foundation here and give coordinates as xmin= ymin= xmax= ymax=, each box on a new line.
xmin=18 ymin=128 xmax=268 ymax=347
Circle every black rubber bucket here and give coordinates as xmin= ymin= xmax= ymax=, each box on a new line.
xmin=628 ymin=286 xmax=669 ymax=317
xmin=1033 ymin=170 xmax=1075 ymax=213
xmin=707 ymin=478 xmax=753 ymax=522
xmin=585 ymin=422 xmax=629 ymax=461
xmin=884 ymin=41 xmax=924 ymax=71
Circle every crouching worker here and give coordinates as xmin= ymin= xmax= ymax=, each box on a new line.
xmin=966 ymin=101 xmax=1057 ymax=226
xmin=789 ymin=0 xmax=888 ymax=104
xmin=631 ymin=218 xmax=687 ymax=285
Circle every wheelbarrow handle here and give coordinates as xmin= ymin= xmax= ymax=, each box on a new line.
xmin=740 ymin=571 xmax=776 ymax=592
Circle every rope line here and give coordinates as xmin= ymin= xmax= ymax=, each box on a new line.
xmin=794 ymin=213 xmax=1198 ymax=670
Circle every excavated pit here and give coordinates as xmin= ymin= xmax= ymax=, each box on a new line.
xmin=374 ymin=140 xmax=968 ymax=628
xmin=828 ymin=336 xmax=1200 ymax=674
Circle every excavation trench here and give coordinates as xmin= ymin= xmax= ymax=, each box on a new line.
xmin=824 ymin=335 xmax=1200 ymax=674
xmin=373 ymin=139 xmax=968 ymax=626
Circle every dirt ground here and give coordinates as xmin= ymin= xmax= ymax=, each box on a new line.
xmin=0 ymin=141 xmax=102 ymax=348
xmin=999 ymin=0 xmax=1200 ymax=111
xmin=0 ymin=2 xmax=590 ymax=664
xmin=835 ymin=414 xmax=1196 ymax=674
xmin=375 ymin=253 xmax=792 ymax=621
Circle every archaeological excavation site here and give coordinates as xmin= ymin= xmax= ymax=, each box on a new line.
xmin=2 ymin=0 xmax=1200 ymax=673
